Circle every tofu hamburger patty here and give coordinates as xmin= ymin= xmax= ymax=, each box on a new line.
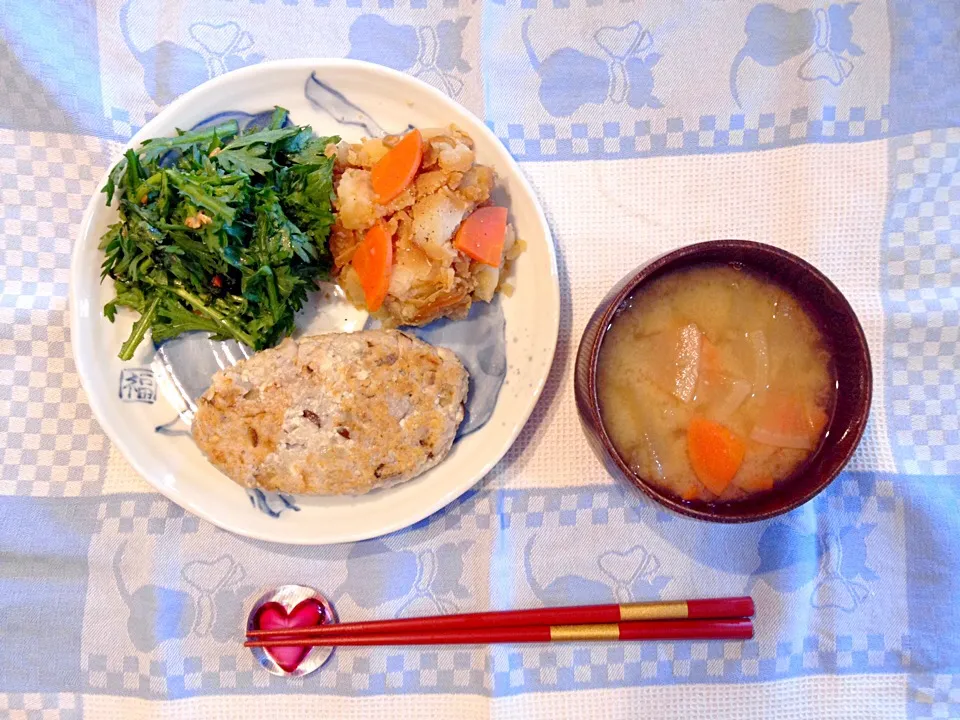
xmin=192 ymin=329 xmax=469 ymax=495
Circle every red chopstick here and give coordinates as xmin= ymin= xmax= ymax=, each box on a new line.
xmin=246 ymin=596 xmax=754 ymax=640
xmin=244 ymin=618 xmax=753 ymax=648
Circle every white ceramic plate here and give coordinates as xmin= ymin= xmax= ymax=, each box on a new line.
xmin=71 ymin=59 xmax=559 ymax=544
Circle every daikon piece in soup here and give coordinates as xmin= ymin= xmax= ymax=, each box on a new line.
xmin=596 ymin=264 xmax=836 ymax=502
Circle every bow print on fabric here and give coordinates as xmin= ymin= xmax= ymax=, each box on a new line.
xmin=346 ymin=15 xmax=471 ymax=98
xmin=524 ymin=535 xmax=671 ymax=605
xmin=335 ymin=539 xmax=472 ymax=616
xmin=522 ymin=18 xmax=662 ymax=117
xmin=730 ymin=2 xmax=863 ymax=107
xmin=120 ymin=0 xmax=263 ymax=106
xmin=752 ymin=520 xmax=877 ymax=611
xmin=113 ymin=544 xmax=257 ymax=651
xmin=810 ymin=524 xmax=877 ymax=612
xmin=189 ymin=22 xmax=263 ymax=76
xmin=180 ymin=555 xmax=255 ymax=640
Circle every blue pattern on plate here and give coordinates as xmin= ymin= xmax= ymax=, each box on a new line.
xmin=190 ymin=108 xmax=286 ymax=133
xmin=154 ymin=416 xmax=191 ymax=437
xmin=150 ymin=336 xmax=250 ymax=418
xmin=247 ymin=489 xmax=301 ymax=517
xmin=366 ymin=297 xmax=508 ymax=438
xmin=304 ymin=72 xmax=386 ymax=137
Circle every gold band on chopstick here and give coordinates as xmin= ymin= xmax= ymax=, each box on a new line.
xmin=549 ymin=624 xmax=621 ymax=641
xmin=618 ymin=600 xmax=689 ymax=621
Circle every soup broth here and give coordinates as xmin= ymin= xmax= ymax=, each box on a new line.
xmin=597 ymin=264 xmax=836 ymax=502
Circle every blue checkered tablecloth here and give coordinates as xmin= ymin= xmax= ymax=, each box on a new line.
xmin=2 ymin=1 xmax=959 ymax=718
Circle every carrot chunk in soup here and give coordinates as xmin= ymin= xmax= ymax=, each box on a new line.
xmin=687 ymin=416 xmax=746 ymax=495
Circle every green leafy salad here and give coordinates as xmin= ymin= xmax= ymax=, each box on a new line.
xmin=98 ymin=106 xmax=340 ymax=360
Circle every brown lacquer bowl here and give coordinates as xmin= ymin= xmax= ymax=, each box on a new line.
xmin=574 ymin=240 xmax=872 ymax=522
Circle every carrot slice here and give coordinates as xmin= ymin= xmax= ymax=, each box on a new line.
xmin=751 ymin=391 xmax=828 ymax=450
xmin=371 ymin=129 xmax=423 ymax=203
xmin=687 ymin=416 xmax=746 ymax=496
xmin=352 ymin=223 xmax=393 ymax=312
xmin=454 ymin=206 xmax=508 ymax=266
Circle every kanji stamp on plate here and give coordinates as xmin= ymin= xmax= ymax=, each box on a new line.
xmin=118 ymin=368 xmax=157 ymax=403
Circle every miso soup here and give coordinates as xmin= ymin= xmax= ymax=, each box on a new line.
xmin=596 ymin=264 xmax=836 ymax=502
